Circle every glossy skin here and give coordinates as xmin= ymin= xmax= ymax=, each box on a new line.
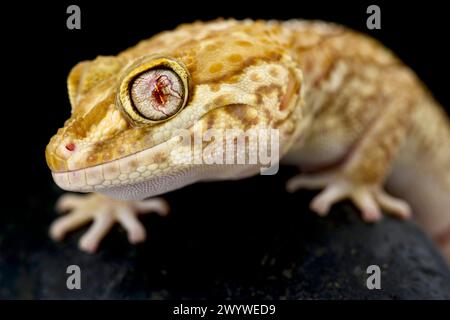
xmin=46 ymin=19 xmax=450 ymax=260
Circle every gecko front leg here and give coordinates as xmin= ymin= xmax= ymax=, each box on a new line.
xmin=50 ymin=193 xmax=169 ymax=253
xmin=287 ymin=71 xmax=416 ymax=223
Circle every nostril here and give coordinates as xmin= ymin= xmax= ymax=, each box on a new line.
xmin=65 ymin=142 xmax=76 ymax=151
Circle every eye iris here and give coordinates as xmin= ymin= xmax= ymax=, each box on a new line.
xmin=130 ymin=69 xmax=184 ymax=121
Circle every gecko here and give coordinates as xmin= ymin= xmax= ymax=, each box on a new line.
xmin=45 ymin=19 xmax=450 ymax=262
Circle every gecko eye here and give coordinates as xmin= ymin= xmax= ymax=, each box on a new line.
xmin=118 ymin=56 xmax=190 ymax=125
xmin=130 ymin=69 xmax=183 ymax=121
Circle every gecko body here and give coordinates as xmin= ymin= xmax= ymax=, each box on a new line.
xmin=46 ymin=19 xmax=450 ymax=260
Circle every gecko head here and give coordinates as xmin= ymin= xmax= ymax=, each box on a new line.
xmin=46 ymin=20 xmax=303 ymax=200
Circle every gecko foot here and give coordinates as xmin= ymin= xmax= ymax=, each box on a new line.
xmin=50 ymin=193 xmax=169 ymax=253
xmin=286 ymin=172 xmax=411 ymax=222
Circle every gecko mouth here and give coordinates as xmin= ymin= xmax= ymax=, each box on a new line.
xmin=51 ymin=130 xmax=190 ymax=193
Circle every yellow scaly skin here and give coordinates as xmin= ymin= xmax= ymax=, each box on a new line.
xmin=46 ymin=19 xmax=450 ymax=260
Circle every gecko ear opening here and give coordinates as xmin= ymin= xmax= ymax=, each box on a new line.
xmin=117 ymin=55 xmax=191 ymax=126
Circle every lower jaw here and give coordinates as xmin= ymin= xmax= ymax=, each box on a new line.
xmin=51 ymin=136 xmax=180 ymax=193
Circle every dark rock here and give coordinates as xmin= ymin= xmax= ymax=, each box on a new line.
xmin=1 ymin=168 xmax=449 ymax=299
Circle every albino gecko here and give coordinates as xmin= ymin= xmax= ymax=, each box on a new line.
xmin=45 ymin=19 xmax=450 ymax=262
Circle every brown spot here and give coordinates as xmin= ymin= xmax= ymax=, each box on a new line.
xmin=209 ymin=83 xmax=221 ymax=92
xmin=196 ymin=55 xmax=282 ymax=86
xmin=178 ymin=135 xmax=186 ymax=142
xmin=213 ymin=95 xmax=228 ymax=106
xmin=206 ymin=113 xmax=216 ymax=130
xmin=266 ymin=50 xmax=282 ymax=60
xmin=263 ymin=109 xmax=273 ymax=123
xmin=209 ymin=63 xmax=223 ymax=73
xmin=224 ymin=104 xmax=246 ymax=118
xmin=129 ymin=160 xmax=138 ymax=169
xmin=242 ymin=26 xmax=254 ymax=33
xmin=87 ymin=155 xmax=97 ymax=163
xmin=273 ymin=118 xmax=288 ymax=129
xmin=235 ymin=40 xmax=253 ymax=47
xmin=187 ymin=63 xmax=197 ymax=74
xmin=227 ymin=54 xmax=243 ymax=63
xmin=205 ymin=43 xmax=218 ymax=51
xmin=269 ymin=67 xmax=279 ymax=78
xmin=152 ymin=152 xmax=167 ymax=164
xmin=224 ymin=75 xmax=240 ymax=84
xmin=255 ymin=84 xmax=283 ymax=105
xmin=103 ymin=152 xmax=111 ymax=161
xmin=250 ymin=72 xmax=262 ymax=82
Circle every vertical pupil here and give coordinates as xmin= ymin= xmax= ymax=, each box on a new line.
xmin=152 ymin=77 xmax=167 ymax=105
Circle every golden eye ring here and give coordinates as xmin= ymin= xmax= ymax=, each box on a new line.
xmin=117 ymin=55 xmax=191 ymax=126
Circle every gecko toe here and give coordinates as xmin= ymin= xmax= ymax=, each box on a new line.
xmin=310 ymin=184 xmax=347 ymax=216
xmin=375 ymin=191 xmax=412 ymax=219
xmin=49 ymin=209 xmax=91 ymax=241
xmin=286 ymin=172 xmax=335 ymax=193
xmin=55 ymin=193 xmax=85 ymax=214
xmin=133 ymin=197 xmax=170 ymax=216
xmin=291 ymin=172 xmax=410 ymax=224
xmin=352 ymin=191 xmax=383 ymax=223
xmin=78 ymin=210 xmax=114 ymax=253
xmin=116 ymin=206 xmax=148 ymax=244
xmin=50 ymin=193 xmax=169 ymax=252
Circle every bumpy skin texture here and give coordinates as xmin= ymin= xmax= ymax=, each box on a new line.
xmin=46 ymin=19 xmax=450 ymax=259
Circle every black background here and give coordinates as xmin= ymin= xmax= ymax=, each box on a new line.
xmin=1 ymin=0 xmax=450 ymax=300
